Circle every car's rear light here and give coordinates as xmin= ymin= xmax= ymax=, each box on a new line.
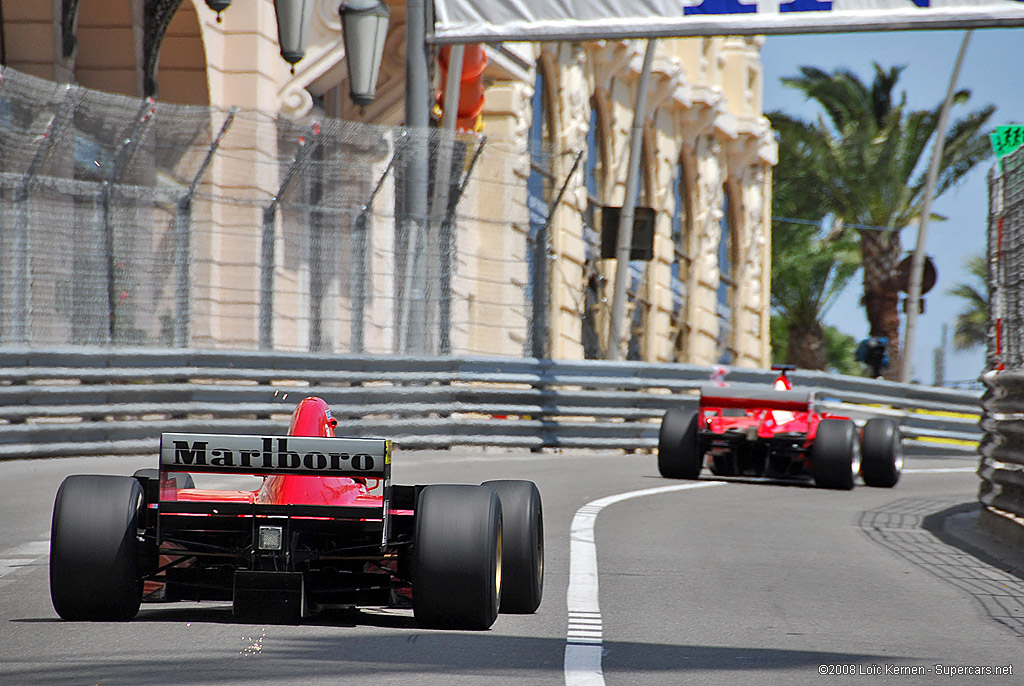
xmin=258 ymin=526 xmax=283 ymax=550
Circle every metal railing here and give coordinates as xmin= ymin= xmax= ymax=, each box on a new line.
xmin=0 ymin=348 xmax=982 ymax=460
xmin=980 ymin=369 xmax=1024 ymax=519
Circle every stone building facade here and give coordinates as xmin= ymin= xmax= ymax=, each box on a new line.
xmin=1 ymin=0 xmax=774 ymax=366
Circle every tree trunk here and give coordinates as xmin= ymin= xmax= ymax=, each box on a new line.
xmin=786 ymin=322 xmax=827 ymax=370
xmin=860 ymin=229 xmax=902 ymax=380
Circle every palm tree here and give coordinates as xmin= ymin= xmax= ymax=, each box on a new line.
xmin=770 ymin=217 xmax=859 ymax=369
xmin=769 ymin=64 xmax=994 ymax=379
xmin=948 ymin=253 xmax=988 ymax=351
xmin=770 ymin=103 xmax=860 ymax=371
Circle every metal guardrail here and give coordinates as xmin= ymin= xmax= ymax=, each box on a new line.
xmin=980 ymin=369 xmax=1024 ymax=520
xmin=0 ymin=348 xmax=983 ymax=460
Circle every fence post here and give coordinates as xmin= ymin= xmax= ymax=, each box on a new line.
xmin=309 ymin=137 xmax=327 ymax=352
xmin=174 ymin=108 xmax=236 ymax=348
xmin=11 ymin=93 xmax=70 ymax=343
xmin=100 ymin=98 xmax=156 ymax=344
xmin=530 ymin=150 xmax=583 ymax=359
xmin=351 ymin=211 xmax=369 ymax=353
xmin=260 ymin=122 xmax=319 ymax=350
xmin=438 ymin=136 xmax=486 ymax=354
xmin=351 ymin=132 xmax=405 ymax=353
xmin=398 ymin=128 xmax=431 ymax=354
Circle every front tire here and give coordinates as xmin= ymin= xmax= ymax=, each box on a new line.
xmin=658 ymin=408 xmax=702 ymax=479
xmin=412 ymin=485 xmax=502 ymax=630
xmin=50 ymin=475 xmax=146 ymax=620
xmin=482 ymin=480 xmax=543 ymax=614
xmin=811 ymin=419 xmax=860 ymax=490
xmin=860 ymin=418 xmax=903 ymax=488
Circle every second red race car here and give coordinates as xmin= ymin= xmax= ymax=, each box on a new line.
xmin=657 ymin=365 xmax=902 ymax=490
xmin=49 ymin=396 xmax=543 ymax=629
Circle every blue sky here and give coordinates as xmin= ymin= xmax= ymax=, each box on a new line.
xmin=760 ymin=27 xmax=1024 ymax=385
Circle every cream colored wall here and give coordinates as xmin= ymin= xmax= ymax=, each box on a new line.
xmin=1 ymin=1 xmax=61 ymax=81
xmin=461 ymin=83 xmax=532 ymax=356
xmin=195 ymin=0 xmax=284 ymax=110
xmin=188 ymin=1 xmax=286 ymax=348
xmin=531 ymin=38 xmax=774 ymax=365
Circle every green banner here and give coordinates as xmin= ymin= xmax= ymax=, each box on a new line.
xmin=991 ymin=125 xmax=1024 ymax=160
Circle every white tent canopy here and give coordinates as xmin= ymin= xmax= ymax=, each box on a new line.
xmin=429 ymin=0 xmax=1024 ymax=43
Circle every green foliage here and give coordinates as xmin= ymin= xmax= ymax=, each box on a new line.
xmin=770 ymin=314 xmax=861 ymax=375
xmin=947 ymin=253 xmax=988 ymax=351
xmin=823 ymin=326 xmax=862 ymax=376
xmin=768 ymin=63 xmax=995 ymax=367
xmin=769 ymin=64 xmax=994 ymax=235
xmin=770 ymin=90 xmax=861 ymax=369
xmin=770 ymin=216 xmax=860 ymax=333
xmin=770 ymin=314 xmax=789 ymax=365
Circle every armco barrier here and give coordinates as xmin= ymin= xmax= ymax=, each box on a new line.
xmin=980 ymin=369 xmax=1024 ymax=520
xmin=0 ymin=348 xmax=983 ymax=459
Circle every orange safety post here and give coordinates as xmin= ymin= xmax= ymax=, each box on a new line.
xmin=436 ymin=44 xmax=488 ymax=132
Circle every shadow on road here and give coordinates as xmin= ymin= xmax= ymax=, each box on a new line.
xmin=0 ymin=628 xmax=915 ymax=685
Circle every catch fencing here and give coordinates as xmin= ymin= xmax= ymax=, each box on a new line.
xmin=0 ymin=66 xmax=567 ymax=358
xmin=0 ymin=348 xmax=981 ymax=460
xmin=981 ymin=145 xmax=1024 ymax=520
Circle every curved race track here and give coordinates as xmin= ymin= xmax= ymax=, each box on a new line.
xmin=0 ymin=448 xmax=1021 ymax=685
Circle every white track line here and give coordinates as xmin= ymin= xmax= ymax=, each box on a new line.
xmin=562 ymin=465 xmax=973 ymax=685
xmin=564 ymin=481 xmax=724 ymax=686
xmin=902 ymin=467 xmax=976 ymax=474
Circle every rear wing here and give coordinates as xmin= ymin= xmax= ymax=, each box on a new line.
xmin=157 ymin=432 xmax=394 ymax=549
xmin=699 ymin=388 xmax=813 ymax=413
xmin=160 ymin=433 xmax=390 ymax=479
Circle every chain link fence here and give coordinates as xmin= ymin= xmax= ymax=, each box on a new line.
xmin=989 ymin=145 xmax=1024 ymax=370
xmin=0 ymin=66 xmax=569 ymax=357
xmin=982 ymin=145 xmax=1024 ymax=520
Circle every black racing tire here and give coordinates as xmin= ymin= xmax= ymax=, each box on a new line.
xmin=132 ymin=468 xmax=195 ymax=490
xmin=658 ymin=407 xmax=702 ymax=479
xmin=482 ymin=480 xmax=543 ymax=614
xmin=810 ymin=419 xmax=860 ymax=490
xmin=50 ymin=475 xmax=146 ymax=621
xmin=412 ymin=485 xmax=502 ymax=630
xmin=860 ymin=418 xmax=903 ymax=488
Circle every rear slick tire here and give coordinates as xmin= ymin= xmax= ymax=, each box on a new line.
xmin=658 ymin=408 xmax=702 ymax=479
xmin=50 ymin=475 xmax=145 ymax=621
xmin=811 ymin=419 xmax=860 ymax=490
xmin=860 ymin=418 xmax=903 ymax=488
xmin=412 ymin=485 xmax=502 ymax=630
xmin=482 ymin=480 xmax=543 ymax=614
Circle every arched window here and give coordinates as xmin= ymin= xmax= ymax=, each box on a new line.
xmin=670 ymin=154 xmax=692 ymax=360
xmin=717 ymin=181 xmax=739 ymax=364
xmin=582 ymin=100 xmax=605 ymax=359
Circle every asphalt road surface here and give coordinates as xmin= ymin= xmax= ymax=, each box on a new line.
xmin=1 ymin=448 xmax=1021 ymax=685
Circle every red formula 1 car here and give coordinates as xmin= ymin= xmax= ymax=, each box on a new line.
xmin=657 ymin=366 xmax=902 ymax=490
xmin=49 ymin=396 xmax=544 ymax=629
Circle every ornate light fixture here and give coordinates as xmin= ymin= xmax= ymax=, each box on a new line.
xmin=204 ymin=0 xmax=232 ymax=22
xmin=339 ymin=0 xmax=391 ymax=106
xmin=273 ymin=0 xmax=316 ymax=70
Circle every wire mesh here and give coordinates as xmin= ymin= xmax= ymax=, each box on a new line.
xmin=990 ymin=146 xmax=1024 ymax=369
xmin=0 ymin=67 xmax=556 ymax=356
